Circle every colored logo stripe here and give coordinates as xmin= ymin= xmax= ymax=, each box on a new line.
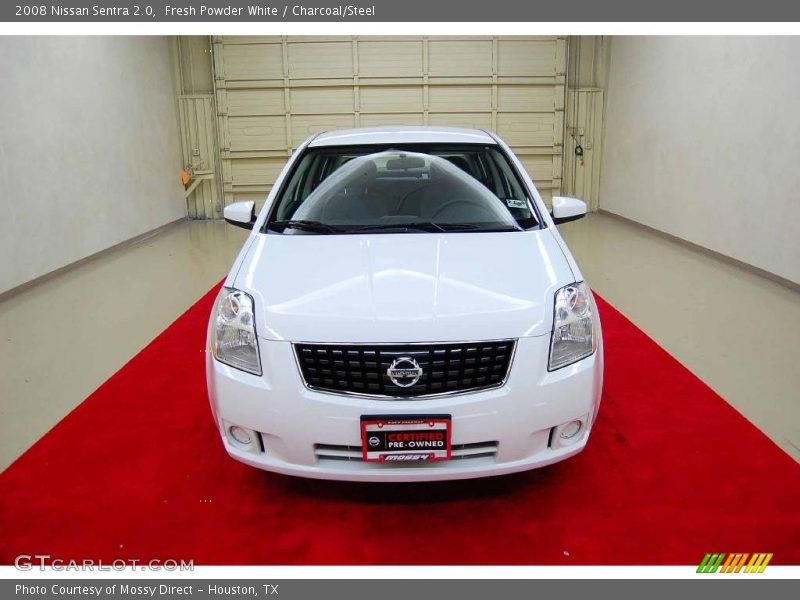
xmin=749 ymin=553 xmax=772 ymax=573
xmin=698 ymin=553 xmax=772 ymax=573
xmin=697 ymin=553 xmax=725 ymax=573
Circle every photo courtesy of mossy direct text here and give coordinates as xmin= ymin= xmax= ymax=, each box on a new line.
xmin=15 ymin=584 xmax=272 ymax=597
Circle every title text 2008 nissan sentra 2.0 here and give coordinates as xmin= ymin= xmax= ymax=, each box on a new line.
xmin=206 ymin=126 xmax=603 ymax=482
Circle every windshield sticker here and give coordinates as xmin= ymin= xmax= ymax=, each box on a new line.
xmin=505 ymin=199 xmax=528 ymax=209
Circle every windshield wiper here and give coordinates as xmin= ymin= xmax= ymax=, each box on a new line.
xmin=268 ymin=220 xmax=519 ymax=234
xmin=347 ymin=222 xmax=486 ymax=233
xmin=267 ymin=220 xmax=340 ymax=234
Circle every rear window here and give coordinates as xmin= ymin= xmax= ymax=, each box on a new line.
xmin=265 ymin=144 xmax=540 ymax=234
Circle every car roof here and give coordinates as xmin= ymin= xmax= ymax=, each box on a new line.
xmin=308 ymin=126 xmax=497 ymax=147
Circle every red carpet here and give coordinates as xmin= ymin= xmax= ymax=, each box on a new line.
xmin=1 ymin=284 xmax=798 ymax=566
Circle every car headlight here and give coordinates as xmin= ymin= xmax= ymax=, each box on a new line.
xmin=212 ymin=287 xmax=262 ymax=375
xmin=548 ymin=281 xmax=597 ymax=371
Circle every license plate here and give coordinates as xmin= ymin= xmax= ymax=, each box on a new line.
xmin=361 ymin=415 xmax=451 ymax=462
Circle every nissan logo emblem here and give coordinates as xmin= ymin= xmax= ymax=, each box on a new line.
xmin=386 ymin=356 xmax=423 ymax=387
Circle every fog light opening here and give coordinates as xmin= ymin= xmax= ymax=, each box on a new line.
xmin=229 ymin=425 xmax=253 ymax=446
xmin=559 ymin=420 xmax=583 ymax=442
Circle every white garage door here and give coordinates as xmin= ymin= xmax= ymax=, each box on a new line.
xmin=212 ymin=36 xmax=566 ymax=214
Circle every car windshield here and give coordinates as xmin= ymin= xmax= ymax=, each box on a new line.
xmin=265 ymin=144 xmax=539 ymax=234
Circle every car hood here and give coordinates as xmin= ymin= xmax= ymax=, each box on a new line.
xmin=235 ymin=229 xmax=574 ymax=343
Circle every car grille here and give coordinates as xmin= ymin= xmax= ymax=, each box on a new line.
xmin=294 ymin=340 xmax=515 ymax=398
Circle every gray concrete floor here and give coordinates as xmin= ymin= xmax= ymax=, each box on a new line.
xmin=0 ymin=213 xmax=797 ymax=471
xmin=0 ymin=220 xmax=248 ymax=471
xmin=560 ymin=213 xmax=800 ymax=462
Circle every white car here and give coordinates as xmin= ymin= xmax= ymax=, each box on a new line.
xmin=206 ymin=126 xmax=603 ymax=482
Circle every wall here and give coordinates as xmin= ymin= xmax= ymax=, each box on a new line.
xmin=600 ymin=37 xmax=800 ymax=284
xmin=567 ymin=35 xmax=610 ymax=89
xmin=0 ymin=37 xmax=185 ymax=294
xmin=176 ymin=35 xmax=214 ymax=94
xmin=564 ymin=36 xmax=610 ymax=209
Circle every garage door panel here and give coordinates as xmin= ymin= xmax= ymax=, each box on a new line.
xmin=221 ymin=44 xmax=283 ymax=81
xmin=497 ymin=86 xmax=556 ymax=113
xmin=553 ymin=154 xmax=563 ymax=180
xmin=497 ymin=113 xmax=557 ymax=147
xmin=498 ymin=40 xmax=558 ymax=76
xmin=519 ymin=155 xmax=558 ymax=182
xmin=428 ymin=40 xmax=494 ymax=77
xmin=290 ymin=114 xmax=356 ymax=147
xmin=358 ymin=41 xmax=424 ymax=77
xmin=218 ymin=36 xmax=283 ymax=44
xmin=360 ymin=113 xmax=425 ymax=127
xmin=290 ymin=87 xmax=355 ymax=115
xmin=359 ymin=86 xmax=424 ymax=113
xmin=288 ymin=42 xmax=354 ymax=79
xmin=428 ymin=112 xmax=493 ymax=130
xmin=428 ymin=86 xmax=492 ymax=112
xmin=228 ymin=116 xmax=287 ymax=151
xmin=230 ymin=158 xmax=286 ymax=188
xmin=214 ymin=36 xmax=566 ymax=210
xmin=226 ymin=89 xmax=285 ymax=116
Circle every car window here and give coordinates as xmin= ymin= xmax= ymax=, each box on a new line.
xmin=267 ymin=144 xmax=539 ymax=234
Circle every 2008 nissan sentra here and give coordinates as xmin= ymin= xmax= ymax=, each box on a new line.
xmin=206 ymin=126 xmax=603 ymax=481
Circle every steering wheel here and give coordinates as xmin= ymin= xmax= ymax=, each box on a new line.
xmin=394 ymin=181 xmax=441 ymax=216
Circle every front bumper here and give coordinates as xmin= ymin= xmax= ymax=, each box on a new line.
xmin=206 ymin=335 xmax=603 ymax=482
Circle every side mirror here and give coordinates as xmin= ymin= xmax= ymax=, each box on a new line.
xmin=551 ymin=196 xmax=587 ymax=225
xmin=224 ymin=201 xmax=256 ymax=230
